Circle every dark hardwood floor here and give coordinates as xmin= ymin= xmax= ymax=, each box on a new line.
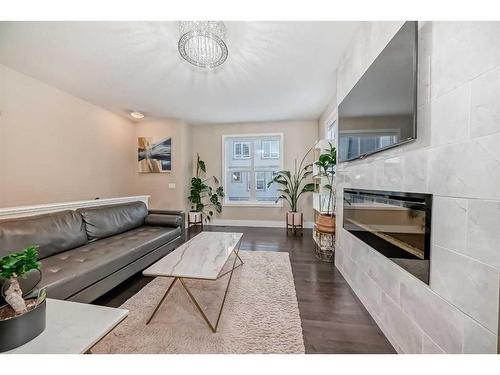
xmin=95 ymin=226 xmax=395 ymax=354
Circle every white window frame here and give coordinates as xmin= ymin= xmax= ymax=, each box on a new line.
xmin=261 ymin=140 xmax=279 ymax=159
xmin=323 ymin=108 xmax=338 ymax=140
xmin=326 ymin=120 xmax=336 ymax=140
xmin=233 ymin=141 xmax=251 ymax=159
xmin=222 ymin=133 xmax=284 ymax=207
xmin=247 ymin=172 xmax=251 ymax=191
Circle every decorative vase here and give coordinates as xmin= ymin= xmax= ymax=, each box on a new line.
xmin=0 ymin=298 xmax=46 ymax=352
xmin=315 ymin=213 xmax=336 ymax=234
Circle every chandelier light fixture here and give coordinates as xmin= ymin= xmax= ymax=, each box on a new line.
xmin=178 ymin=21 xmax=228 ymax=68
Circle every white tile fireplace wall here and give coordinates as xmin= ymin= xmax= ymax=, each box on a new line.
xmin=332 ymin=21 xmax=500 ymax=353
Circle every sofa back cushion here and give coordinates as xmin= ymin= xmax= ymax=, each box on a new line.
xmin=0 ymin=210 xmax=88 ymax=259
xmin=77 ymin=201 xmax=148 ymax=241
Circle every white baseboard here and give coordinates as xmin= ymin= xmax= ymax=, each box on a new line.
xmin=209 ymin=219 xmax=314 ymax=229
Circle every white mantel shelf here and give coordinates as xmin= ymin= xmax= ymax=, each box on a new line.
xmin=0 ymin=195 xmax=151 ymax=220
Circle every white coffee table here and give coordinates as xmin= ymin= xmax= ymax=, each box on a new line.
xmin=6 ymin=298 xmax=128 ymax=354
xmin=143 ymin=231 xmax=244 ymax=332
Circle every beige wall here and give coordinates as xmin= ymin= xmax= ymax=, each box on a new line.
xmin=132 ymin=119 xmax=192 ymax=211
xmin=0 ymin=64 xmax=136 ymax=208
xmin=191 ymin=120 xmax=319 ymax=222
xmin=0 ymin=62 xmax=313 ymax=221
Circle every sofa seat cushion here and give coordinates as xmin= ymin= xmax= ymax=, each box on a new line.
xmin=36 ymin=225 xmax=181 ymax=300
xmin=77 ymin=201 xmax=148 ymax=241
xmin=0 ymin=210 xmax=88 ymax=259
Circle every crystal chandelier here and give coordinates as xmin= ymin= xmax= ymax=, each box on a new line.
xmin=178 ymin=21 xmax=228 ymax=68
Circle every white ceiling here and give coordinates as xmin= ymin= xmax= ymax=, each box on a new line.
xmin=0 ymin=21 xmax=360 ymax=124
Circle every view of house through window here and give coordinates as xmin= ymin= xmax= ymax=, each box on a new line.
xmin=223 ymin=134 xmax=282 ymax=204
xmin=233 ymin=141 xmax=251 ymax=159
xmin=231 ymin=171 xmax=241 ymax=182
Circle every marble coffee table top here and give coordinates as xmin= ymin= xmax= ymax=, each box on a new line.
xmin=6 ymin=298 xmax=128 ymax=354
xmin=143 ymin=231 xmax=243 ymax=280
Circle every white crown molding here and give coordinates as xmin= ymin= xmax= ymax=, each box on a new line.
xmin=0 ymin=196 xmax=151 ymax=220
xmin=209 ymin=219 xmax=314 ymax=229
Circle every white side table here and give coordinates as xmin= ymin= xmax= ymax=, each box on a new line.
xmin=6 ymin=298 xmax=128 ymax=354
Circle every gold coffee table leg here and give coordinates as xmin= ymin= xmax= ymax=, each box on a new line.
xmin=145 ymin=244 xmax=243 ymax=332
xmin=146 ymin=277 xmax=178 ymax=325
xmin=179 ymin=248 xmax=242 ymax=333
xmin=216 ymin=251 xmax=244 ymax=279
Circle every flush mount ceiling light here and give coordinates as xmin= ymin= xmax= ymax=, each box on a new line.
xmin=178 ymin=21 xmax=228 ymax=69
xmin=130 ymin=111 xmax=145 ymax=119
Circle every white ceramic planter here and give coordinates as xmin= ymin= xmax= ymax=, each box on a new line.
xmin=188 ymin=211 xmax=202 ymax=223
xmin=287 ymin=211 xmax=303 ymax=226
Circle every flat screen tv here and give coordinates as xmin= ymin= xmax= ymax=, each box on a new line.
xmin=338 ymin=21 xmax=417 ymax=162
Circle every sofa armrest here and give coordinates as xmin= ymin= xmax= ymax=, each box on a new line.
xmin=147 ymin=210 xmax=186 ymax=241
xmin=145 ymin=214 xmax=182 ymax=228
xmin=148 ymin=209 xmax=184 ymax=216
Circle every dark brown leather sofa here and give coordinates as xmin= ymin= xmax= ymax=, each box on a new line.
xmin=0 ymin=201 xmax=184 ymax=303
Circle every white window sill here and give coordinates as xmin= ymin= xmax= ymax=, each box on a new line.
xmin=223 ymin=201 xmax=283 ymax=208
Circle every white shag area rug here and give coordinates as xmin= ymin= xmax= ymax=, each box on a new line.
xmin=93 ymin=250 xmax=305 ymax=354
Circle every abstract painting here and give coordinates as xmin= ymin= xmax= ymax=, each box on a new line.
xmin=138 ymin=136 xmax=172 ymax=173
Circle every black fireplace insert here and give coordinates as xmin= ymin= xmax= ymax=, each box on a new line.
xmin=343 ymin=188 xmax=432 ymax=284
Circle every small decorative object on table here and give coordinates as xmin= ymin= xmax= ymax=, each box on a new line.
xmin=0 ymin=246 xmax=46 ymax=352
xmin=188 ymin=154 xmax=224 ymax=226
xmin=268 ymin=146 xmax=315 ymax=236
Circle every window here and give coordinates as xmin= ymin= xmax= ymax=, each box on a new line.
xmin=233 ymin=142 xmax=250 ymax=159
xmin=255 ymin=172 xmax=266 ymax=191
xmin=223 ymin=134 xmax=283 ymax=205
xmin=262 ymin=140 xmax=279 ymax=159
xmin=232 ymin=171 xmax=241 ymax=182
xmin=326 ymin=120 xmax=336 ymax=140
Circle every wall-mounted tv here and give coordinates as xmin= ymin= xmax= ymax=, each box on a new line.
xmin=338 ymin=21 xmax=417 ymax=162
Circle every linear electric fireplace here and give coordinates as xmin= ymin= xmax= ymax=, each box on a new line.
xmin=343 ymin=188 xmax=432 ymax=284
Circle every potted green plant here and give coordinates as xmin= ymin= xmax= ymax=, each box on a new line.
xmin=188 ymin=154 xmax=224 ymax=224
xmin=267 ymin=146 xmax=315 ymax=228
xmin=314 ymin=142 xmax=337 ymax=234
xmin=0 ymin=246 xmax=46 ymax=352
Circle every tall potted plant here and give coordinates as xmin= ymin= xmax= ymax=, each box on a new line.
xmin=314 ymin=142 xmax=337 ymax=233
xmin=188 ymin=154 xmax=224 ymax=224
xmin=0 ymin=246 xmax=46 ymax=352
xmin=267 ymin=147 xmax=315 ymax=228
